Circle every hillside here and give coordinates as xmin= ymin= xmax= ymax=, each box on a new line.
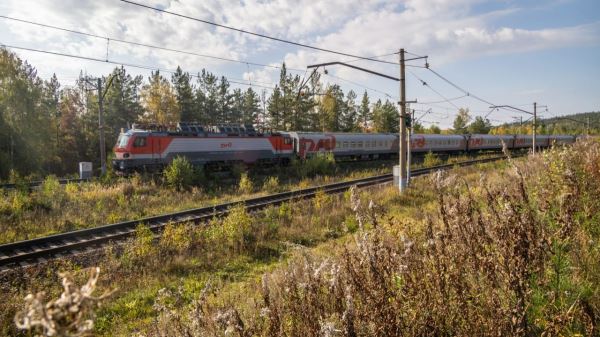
xmin=491 ymin=111 xmax=600 ymax=135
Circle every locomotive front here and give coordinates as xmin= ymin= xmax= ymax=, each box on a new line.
xmin=112 ymin=129 xmax=155 ymax=172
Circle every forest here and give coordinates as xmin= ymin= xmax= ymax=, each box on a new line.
xmin=0 ymin=48 xmax=404 ymax=179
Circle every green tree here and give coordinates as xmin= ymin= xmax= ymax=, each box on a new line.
xmin=267 ymin=86 xmax=284 ymax=129
xmin=452 ymin=108 xmax=471 ymax=134
xmin=57 ymin=88 xmax=85 ymax=173
xmin=140 ymin=70 xmax=179 ymax=124
xmin=266 ymin=63 xmax=317 ymax=131
xmin=428 ymin=124 xmax=441 ymax=134
xmin=468 ymin=116 xmax=492 ymax=134
xmin=195 ymin=69 xmax=219 ymax=125
xmin=171 ymin=66 xmax=195 ymax=122
xmin=341 ymin=90 xmax=359 ymax=132
xmin=358 ymin=91 xmax=371 ymax=132
xmin=372 ymin=99 xmax=399 ymax=133
xmin=318 ymin=84 xmax=345 ymax=131
xmin=103 ymin=66 xmax=143 ymax=146
xmin=0 ymin=48 xmax=52 ymax=177
xmin=216 ymin=76 xmax=233 ymax=123
xmin=413 ymin=121 xmax=425 ymax=133
xmin=242 ymin=88 xmax=261 ymax=125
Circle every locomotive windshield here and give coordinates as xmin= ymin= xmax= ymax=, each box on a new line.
xmin=116 ymin=134 xmax=130 ymax=148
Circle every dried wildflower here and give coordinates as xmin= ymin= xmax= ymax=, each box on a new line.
xmin=14 ymin=267 xmax=112 ymax=337
xmin=214 ymin=308 xmax=245 ymax=336
xmin=319 ymin=320 xmax=341 ymax=337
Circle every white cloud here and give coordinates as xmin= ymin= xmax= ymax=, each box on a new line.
xmin=1 ymin=0 xmax=599 ymax=95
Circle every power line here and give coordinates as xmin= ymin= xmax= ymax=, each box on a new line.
xmin=342 ymin=52 xmax=399 ymax=64
xmin=418 ymin=94 xmax=468 ymax=105
xmin=407 ymin=70 xmax=461 ymax=110
xmin=0 ymin=43 xmax=276 ymax=90
xmin=322 ymin=72 xmax=398 ymax=101
xmin=0 ymin=14 xmax=307 ymax=73
xmin=119 ymin=0 xmax=399 ymax=64
xmin=426 ymin=67 xmax=496 ymax=107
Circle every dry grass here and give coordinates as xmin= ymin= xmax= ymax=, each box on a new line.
xmin=4 ymin=147 xmax=587 ymax=336
xmin=0 ymin=160 xmax=394 ymax=245
xmin=133 ymin=140 xmax=599 ymax=336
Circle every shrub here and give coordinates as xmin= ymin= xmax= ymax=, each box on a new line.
xmin=293 ymin=152 xmax=336 ymax=177
xmin=313 ymin=189 xmax=331 ymax=211
xmin=423 ymin=151 xmax=442 ymax=167
xmin=262 ymin=176 xmax=281 ymax=193
xmin=122 ymin=223 xmax=157 ymax=268
xmin=238 ymin=173 xmax=254 ymax=195
xmin=207 ymin=204 xmax=252 ymax=253
xmin=159 ymin=222 xmax=192 ymax=255
xmin=164 ymin=157 xmax=194 ymax=191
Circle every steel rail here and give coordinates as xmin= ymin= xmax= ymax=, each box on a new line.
xmin=0 ymin=155 xmax=514 ymax=271
xmin=0 ymin=178 xmax=89 ymax=191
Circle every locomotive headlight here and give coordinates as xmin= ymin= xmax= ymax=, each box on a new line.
xmin=120 ymin=161 xmax=125 ymax=170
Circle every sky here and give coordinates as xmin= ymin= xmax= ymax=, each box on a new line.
xmin=0 ymin=0 xmax=599 ymax=128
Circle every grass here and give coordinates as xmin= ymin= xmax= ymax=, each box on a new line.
xmin=4 ymin=148 xmax=558 ymax=336
xmin=0 ymin=152 xmax=507 ymax=245
xmin=0 ymin=159 xmax=396 ymax=245
xmin=2 ymin=153 xmax=516 ymax=336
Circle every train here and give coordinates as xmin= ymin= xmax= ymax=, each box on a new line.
xmin=112 ymin=122 xmax=576 ymax=172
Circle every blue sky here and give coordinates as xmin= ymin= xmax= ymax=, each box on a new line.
xmin=0 ymin=0 xmax=598 ymax=128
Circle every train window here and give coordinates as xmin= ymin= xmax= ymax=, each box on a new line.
xmin=358 ymin=141 xmax=363 ymax=148
xmin=351 ymin=141 xmax=356 ymax=148
xmin=343 ymin=141 xmax=348 ymax=148
xmin=133 ymin=137 xmax=147 ymax=147
xmin=378 ymin=141 xmax=382 ymax=147
xmin=283 ymin=137 xmax=292 ymax=145
xmin=117 ymin=134 xmax=130 ymax=147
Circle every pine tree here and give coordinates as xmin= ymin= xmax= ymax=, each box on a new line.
xmin=195 ymin=69 xmax=219 ymax=125
xmin=171 ymin=66 xmax=195 ymax=122
xmin=103 ymin=66 xmax=143 ymax=143
xmin=372 ymin=99 xmax=399 ymax=133
xmin=358 ymin=90 xmax=371 ymax=132
xmin=216 ymin=76 xmax=232 ymax=123
xmin=341 ymin=90 xmax=359 ymax=132
xmin=267 ymin=86 xmax=284 ymax=130
xmin=242 ymin=88 xmax=260 ymax=125
xmin=230 ymin=88 xmax=244 ymax=124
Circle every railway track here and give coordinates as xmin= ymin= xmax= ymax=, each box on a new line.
xmin=0 ymin=178 xmax=89 ymax=191
xmin=0 ymin=155 xmax=514 ymax=272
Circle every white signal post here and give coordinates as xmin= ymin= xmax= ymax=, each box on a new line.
xmin=398 ymin=49 xmax=407 ymax=193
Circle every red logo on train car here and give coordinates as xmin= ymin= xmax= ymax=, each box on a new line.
xmin=413 ymin=137 xmax=426 ymax=148
xmin=220 ymin=142 xmax=233 ymax=148
xmin=470 ymin=138 xmax=483 ymax=146
xmin=299 ymin=135 xmax=336 ymax=158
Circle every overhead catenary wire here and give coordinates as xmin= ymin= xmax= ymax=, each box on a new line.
xmin=0 ymin=43 xmax=276 ymax=90
xmin=322 ymin=72 xmax=398 ymax=101
xmin=0 ymin=14 xmax=409 ymax=102
xmin=418 ymin=94 xmax=468 ymax=105
xmin=342 ymin=52 xmax=399 ymax=64
xmin=0 ymin=14 xmax=309 ymax=73
xmin=119 ymin=0 xmax=399 ymax=65
xmin=425 ymin=67 xmax=499 ymax=108
xmin=407 ymin=70 xmax=461 ymax=110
